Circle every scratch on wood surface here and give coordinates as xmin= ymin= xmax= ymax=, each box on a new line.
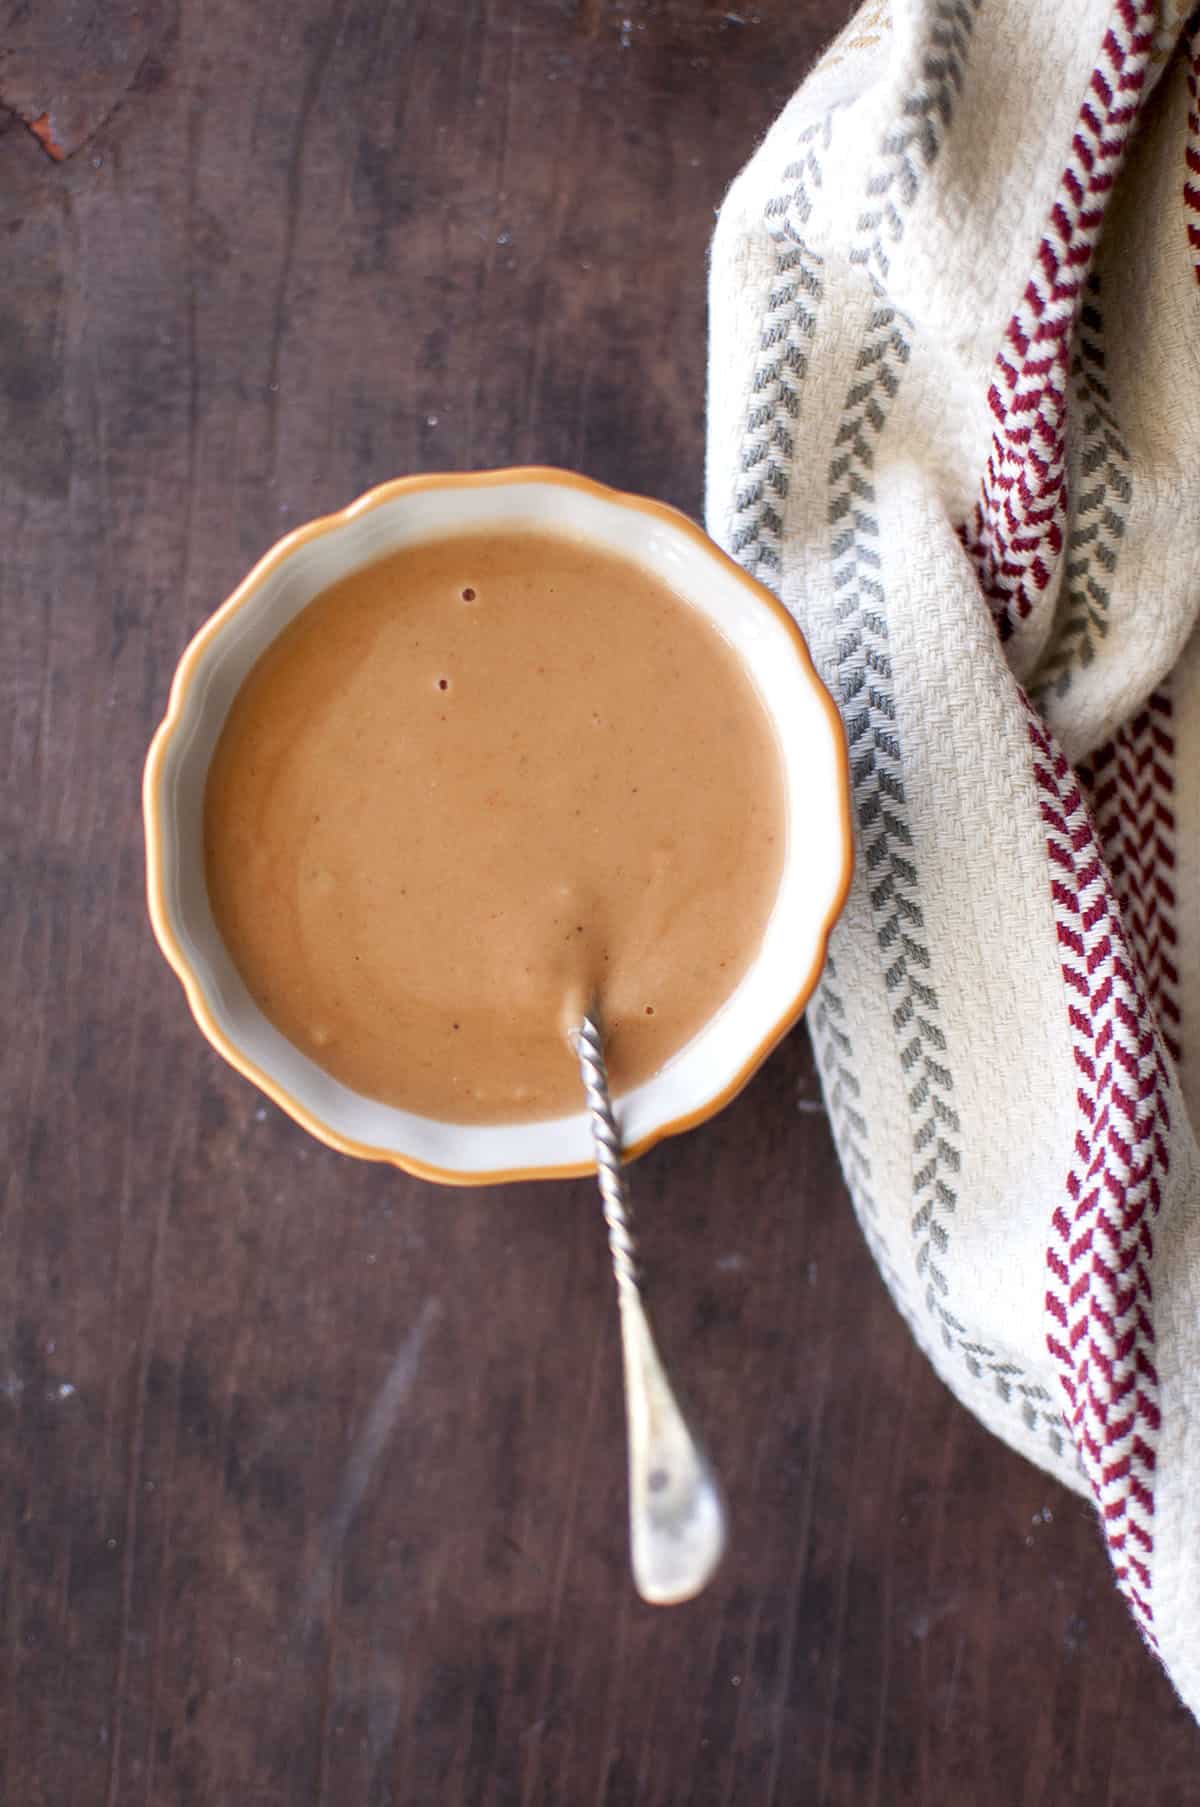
xmin=314 ymin=1560 xmax=343 ymax=1807
xmin=462 ymin=6 xmax=523 ymax=464
xmin=303 ymin=1298 xmax=439 ymax=1622
xmin=179 ymin=90 xmax=203 ymax=626
xmin=520 ymin=1311 xmax=610 ymax=1805
xmin=264 ymin=0 xmax=353 ymax=469
xmin=140 ymin=1349 xmax=183 ymax=1807
xmin=519 ymin=69 xmax=582 ymax=458
xmin=589 ymin=1577 xmax=631 ymax=1807
xmin=364 ymin=1664 xmax=405 ymax=1791
xmin=942 ymin=1631 xmax=966 ymax=1732
xmin=104 ymin=1145 xmax=174 ymax=1807
xmin=631 ymin=1617 xmax=667 ymax=1803
xmin=718 ymin=1389 xmax=788 ymax=1803
xmin=865 ymin=1343 xmax=916 ymax=1807
xmin=761 ymin=1364 xmax=831 ymax=1804
xmin=99 ymin=974 xmax=159 ymax=1505
xmin=814 ymin=1371 xmax=872 ymax=1803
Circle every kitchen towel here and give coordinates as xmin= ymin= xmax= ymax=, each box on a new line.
xmin=707 ymin=0 xmax=1200 ymax=1714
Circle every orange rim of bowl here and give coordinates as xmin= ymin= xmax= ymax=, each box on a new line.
xmin=143 ymin=466 xmax=855 ymax=1187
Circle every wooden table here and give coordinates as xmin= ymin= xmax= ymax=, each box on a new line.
xmin=3 ymin=2 xmax=1195 ymax=1800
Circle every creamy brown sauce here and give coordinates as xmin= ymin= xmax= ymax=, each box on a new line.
xmin=204 ymin=528 xmax=786 ymax=1122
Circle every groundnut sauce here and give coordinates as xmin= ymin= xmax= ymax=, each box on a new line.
xmin=204 ymin=529 xmax=786 ymax=1123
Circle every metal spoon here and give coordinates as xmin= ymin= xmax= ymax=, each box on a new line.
xmin=572 ymin=1013 xmax=727 ymax=1605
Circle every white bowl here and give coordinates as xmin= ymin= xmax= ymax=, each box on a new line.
xmin=144 ymin=468 xmax=852 ymax=1185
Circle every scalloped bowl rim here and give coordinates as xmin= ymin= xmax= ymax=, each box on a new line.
xmin=143 ymin=468 xmax=853 ymax=1185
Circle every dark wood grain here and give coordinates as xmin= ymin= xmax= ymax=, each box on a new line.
xmin=2 ymin=2 xmax=1195 ymax=1802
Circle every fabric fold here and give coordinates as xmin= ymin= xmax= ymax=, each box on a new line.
xmin=708 ymin=0 xmax=1200 ymax=1714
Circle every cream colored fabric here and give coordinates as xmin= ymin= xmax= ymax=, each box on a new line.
xmin=708 ymin=0 xmax=1200 ymax=1713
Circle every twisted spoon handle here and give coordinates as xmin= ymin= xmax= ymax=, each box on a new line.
xmin=573 ymin=1015 xmax=727 ymax=1605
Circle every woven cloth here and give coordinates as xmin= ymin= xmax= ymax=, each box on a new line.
xmin=706 ymin=0 xmax=1200 ymax=1714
